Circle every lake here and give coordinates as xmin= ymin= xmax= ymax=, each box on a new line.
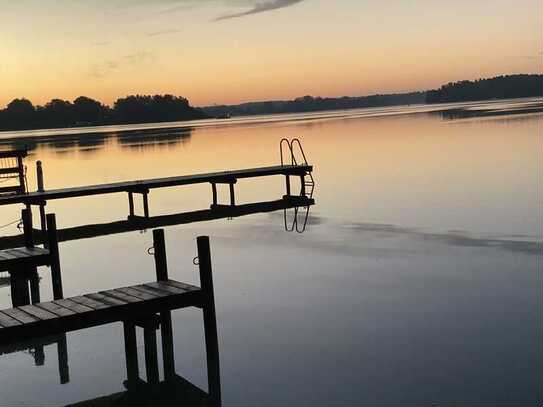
xmin=0 ymin=98 xmax=543 ymax=406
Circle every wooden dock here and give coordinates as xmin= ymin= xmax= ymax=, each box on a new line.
xmin=0 ymin=279 xmax=201 ymax=344
xmin=0 ymin=229 xmax=222 ymax=405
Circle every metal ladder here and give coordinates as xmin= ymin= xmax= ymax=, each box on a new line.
xmin=280 ymin=138 xmax=315 ymax=199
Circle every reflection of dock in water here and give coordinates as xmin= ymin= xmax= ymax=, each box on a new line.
xmin=0 ymin=195 xmax=314 ymax=250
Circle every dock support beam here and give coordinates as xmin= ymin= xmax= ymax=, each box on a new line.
xmin=285 ymin=175 xmax=291 ymax=197
xmin=128 ymin=192 xmax=135 ymax=218
xmin=211 ymin=183 xmax=218 ymax=207
xmin=46 ymin=214 xmax=63 ymax=300
xmin=229 ymin=183 xmax=236 ymax=206
xmin=143 ymin=191 xmax=150 ymax=218
xmin=152 ymin=229 xmax=176 ymax=381
xmin=197 ymin=236 xmax=221 ymax=405
xmin=123 ymin=321 xmax=139 ymax=390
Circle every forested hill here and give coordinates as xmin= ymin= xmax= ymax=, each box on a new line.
xmin=425 ymin=74 xmax=543 ymax=103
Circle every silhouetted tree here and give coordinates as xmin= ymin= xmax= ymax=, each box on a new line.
xmin=73 ymin=96 xmax=110 ymax=124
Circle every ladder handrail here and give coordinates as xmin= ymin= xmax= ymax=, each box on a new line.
xmin=290 ymin=139 xmax=308 ymax=166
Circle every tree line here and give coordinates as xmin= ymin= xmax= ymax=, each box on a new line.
xmin=202 ymin=74 xmax=543 ymax=117
xmin=0 ymin=94 xmax=208 ymax=131
xmin=425 ymin=74 xmax=543 ymax=103
xmin=202 ymin=92 xmax=426 ymax=117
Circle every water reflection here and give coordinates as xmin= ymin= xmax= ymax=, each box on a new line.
xmin=436 ymin=101 xmax=543 ymax=120
xmin=0 ymin=127 xmax=194 ymax=156
xmin=0 ymin=196 xmax=315 ymax=250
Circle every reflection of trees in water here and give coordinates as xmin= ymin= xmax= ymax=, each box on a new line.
xmin=0 ymin=127 xmax=194 ymax=155
xmin=116 ymin=127 xmax=193 ymax=151
xmin=436 ymin=103 xmax=543 ymax=121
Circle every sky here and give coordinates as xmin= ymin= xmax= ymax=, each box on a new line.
xmin=1 ymin=0 xmax=542 ymax=107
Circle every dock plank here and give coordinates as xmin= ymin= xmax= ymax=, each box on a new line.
xmin=69 ymin=296 xmax=110 ymax=310
xmin=0 ymin=312 xmax=22 ymax=328
xmin=86 ymin=293 xmax=127 ymax=306
xmin=36 ymin=302 xmax=76 ymax=317
xmin=145 ymin=282 xmax=188 ymax=295
xmin=164 ymin=280 xmax=200 ymax=292
xmin=19 ymin=305 xmax=58 ymax=321
xmin=54 ymin=299 xmax=94 ymax=314
xmin=3 ymin=308 xmax=39 ymax=324
xmin=100 ymin=290 xmax=143 ymax=304
xmin=130 ymin=285 xmax=172 ymax=298
xmin=116 ymin=287 xmax=157 ymax=301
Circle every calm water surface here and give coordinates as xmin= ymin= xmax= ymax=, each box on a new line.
xmin=0 ymin=99 xmax=542 ymax=406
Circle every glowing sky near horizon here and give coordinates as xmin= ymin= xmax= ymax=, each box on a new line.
xmin=1 ymin=0 xmax=542 ymax=107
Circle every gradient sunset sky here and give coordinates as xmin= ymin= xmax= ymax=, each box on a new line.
xmin=1 ymin=0 xmax=542 ymax=107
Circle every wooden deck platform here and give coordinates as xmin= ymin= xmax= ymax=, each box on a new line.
xmin=0 ymin=164 xmax=312 ymax=206
xmin=0 ymin=247 xmax=50 ymax=272
xmin=0 ymin=279 xmax=201 ymax=345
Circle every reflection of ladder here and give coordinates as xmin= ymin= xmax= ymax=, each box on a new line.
xmin=280 ymin=139 xmax=314 ymax=233
xmin=280 ymin=138 xmax=315 ymax=198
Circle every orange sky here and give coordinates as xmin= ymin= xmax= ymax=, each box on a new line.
xmin=1 ymin=0 xmax=542 ymax=107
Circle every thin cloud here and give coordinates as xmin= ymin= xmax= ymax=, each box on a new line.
xmin=147 ymin=28 xmax=182 ymax=37
xmin=215 ymin=0 xmax=305 ymax=21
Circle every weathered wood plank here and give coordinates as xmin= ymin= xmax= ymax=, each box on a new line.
xmin=69 ymin=295 xmax=110 ymax=310
xmin=100 ymin=290 xmax=143 ymax=304
xmin=130 ymin=285 xmax=172 ymax=298
xmin=19 ymin=305 xmax=58 ymax=321
xmin=3 ymin=308 xmax=39 ymax=324
xmin=54 ymin=299 xmax=94 ymax=314
xmin=35 ymin=302 xmax=76 ymax=317
xmin=0 ymin=311 xmax=22 ymax=328
xmin=86 ymin=292 xmax=128 ymax=306
xmin=116 ymin=287 xmax=158 ymax=301
xmin=164 ymin=280 xmax=200 ymax=292
xmin=144 ymin=282 xmax=187 ymax=295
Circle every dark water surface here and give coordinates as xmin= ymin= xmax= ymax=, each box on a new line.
xmin=0 ymin=98 xmax=542 ymax=406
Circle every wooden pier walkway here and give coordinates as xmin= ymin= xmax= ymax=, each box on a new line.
xmin=0 ymin=279 xmax=200 ymax=344
xmin=0 ymin=164 xmax=311 ymax=206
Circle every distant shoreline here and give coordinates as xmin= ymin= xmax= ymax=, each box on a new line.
xmin=1 ymin=97 xmax=542 ymax=145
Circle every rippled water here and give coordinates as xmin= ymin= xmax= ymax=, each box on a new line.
xmin=0 ymin=98 xmax=542 ymax=406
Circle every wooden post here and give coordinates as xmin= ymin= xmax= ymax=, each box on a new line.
xmin=19 ymin=208 xmax=34 ymax=306
xmin=46 ymin=214 xmax=63 ymax=300
xmin=211 ymin=183 xmax=218 ymax=207
xmin=143 ymin=191 xmax=150 ymax=218
xmin=153 ymin=229 xmax=168 ymax=281
xmin=300 ymin=174 xmax=306 ymax=196
xmin=128 ymin=192 xmax=135 ymax=218
xmin=57 ymin=334 xmax=70 ymax=384
xmin=22 ymin=208 xmax=34 ymax=248
xmin=36 ymin=161 xmax=47 ymax=238
xmin=197 ymin=236 xmax=221 ymax=405
xmin=34 ymin=345 xmax=45 ymax=366
xmin=29 ymin=270 xmax=40 ymax=304
xmin=9 ymin=271 xmax=30 ymax=307
xmin=143 ymin=322 xmax=160 ymax=385
xmin=123 ymin=321 xmax=139 ymax=389
xmin=160 ymin=311 xmax=176 ymax=381
xmin=229 ymin=182 xmax=236 ymax=206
